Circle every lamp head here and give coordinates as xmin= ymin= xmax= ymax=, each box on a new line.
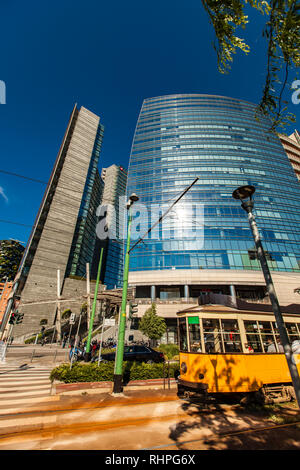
xmin=129 ymin=193 xmax=139 ymax=203
xmin=127 ymin=193 xmax=139 ymax=210
xmin=232 ymin=185 xmax=255 ymax=201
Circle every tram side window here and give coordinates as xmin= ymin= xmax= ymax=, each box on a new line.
xmin=178 ymin=318 xmax=188 ymax=352
xmin=286 ymin=323 xmax=300 ymax=344
xmin=221 ymin=319 xmax=242 ymax=352
xmin=188 ymin=317 xmax=201 ymax=352
xmin=260 ymin=321 xmax=278 ymax=352
xmin=203 ymin=319 xmax=223 ymax=353
xmin=244 ymin=321 xmax=264 ymax=352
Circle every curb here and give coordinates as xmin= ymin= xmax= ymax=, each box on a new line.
xmin=53 ymin=378 xmax=177 ymax=396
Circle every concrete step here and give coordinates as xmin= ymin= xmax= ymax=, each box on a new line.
xmin=0 ymin=393 xmax=182 ymax=438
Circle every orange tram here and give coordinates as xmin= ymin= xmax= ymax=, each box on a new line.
xmin=176 ymin=304 xmax=300 ymax=404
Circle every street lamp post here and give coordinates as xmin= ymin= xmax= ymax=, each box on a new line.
xmin=113 ymin=193 xmax=139 ymax=394
xmin=232 ymin=185 xmax=300 ymax=407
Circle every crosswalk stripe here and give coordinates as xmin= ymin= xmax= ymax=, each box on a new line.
xmin=0 ymin=378 xmax=50 ymax=383
xmin=0 ymin=364 xmax=55 ymax=410
xmin=0 ymin=385 xmax=51 ymax=394
xmin=0 ymin=382 xmax=50 ymax=387
xmin=0 ymin=387 xmax=50 ymax=401
xmin=0 ymin=396 xmax=57 ymax=408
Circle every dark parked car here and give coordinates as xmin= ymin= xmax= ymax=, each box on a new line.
xmin=92 ymin=345 xmax=165 ymax=363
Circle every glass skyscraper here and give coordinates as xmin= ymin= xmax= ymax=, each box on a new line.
xmin=127 ymin=94 xmax=300 ymax=306
xmin=98 ymin=165 xmax=127 ymax=289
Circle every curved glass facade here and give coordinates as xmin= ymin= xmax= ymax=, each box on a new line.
xmin=127 ymin=94 xmax=300 ymax=273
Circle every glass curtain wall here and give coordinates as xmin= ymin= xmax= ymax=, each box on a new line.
xmin=126 ymin=94 xmax=300 ymax=273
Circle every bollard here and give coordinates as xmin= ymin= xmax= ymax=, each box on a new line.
xmin=30 ymin=349 xmax=35 ymax=363
xmin=53 ymin=349 xmax=57 ymax=363
xmin=168 ymin=361 xmax=170 ymax=390
xmin=163 ymin=361 xmax=165 ymax=390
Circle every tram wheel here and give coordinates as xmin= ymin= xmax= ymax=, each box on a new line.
xmin=240 ymin=390 xmax=265 ymax=406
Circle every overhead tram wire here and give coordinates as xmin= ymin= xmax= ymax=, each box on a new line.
xmin=0 ymin=218 xmax=75 ymax=237
xmin=128 ymin=177 xmax=199 ymax=254
xmin=0 ymin=168 xmax=93 ymax=196
xmin=2 ymin=170 xmax=297 ymax=275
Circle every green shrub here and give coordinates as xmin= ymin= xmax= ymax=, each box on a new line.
xmin=158 ymin=344 xmax=179 ymax=360
xmin=25 ymin=329 xmax=54 ymax=344
xmin=25 ymin=336 xmax=38 ymax=344
xmin=50 ymin=361 xmax=180 ymax=384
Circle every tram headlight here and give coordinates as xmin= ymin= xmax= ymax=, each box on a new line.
xmin=180 ymin=362 xmax=187 ymax=374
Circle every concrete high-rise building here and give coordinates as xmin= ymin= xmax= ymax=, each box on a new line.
xmin=279 ymin=130 xmax=300 ymax=181
xmin=94 ymin=165 xmax=127 ymax=289
xmin=126 ymin=95 xmax=300 ymax=343
xmin=14 ymin=105 xmax=105 ymax=338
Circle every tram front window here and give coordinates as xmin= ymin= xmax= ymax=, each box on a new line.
xmin=178 ymin=318 xmax=188 ymax=352
xmin=188 ymin=317 xmax=201 ymax=352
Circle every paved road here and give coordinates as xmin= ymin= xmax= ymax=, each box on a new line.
xmin=0 ymin=386 xmax=299 ymax=450
xmin=5 ymin=344 xmax=70 ymax=363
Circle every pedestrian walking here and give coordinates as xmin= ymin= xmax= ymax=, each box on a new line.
xmin=62 ymin=333 xmax=67 ymax=348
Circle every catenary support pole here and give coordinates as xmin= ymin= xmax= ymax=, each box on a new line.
xmin=98 ymin=303 xmax=106 ymax=366
xmin=85 ymin=247 xmax=104 ymax=359
xmin=113 ymin=204 xmax=133 ymax=393
xmin=56 ymin=269 xmax=61 ymax=344
xmin=86 ymin=263 xmax=91 ymax=330
xmin=70 ymin=311 xmax=82 ymax=370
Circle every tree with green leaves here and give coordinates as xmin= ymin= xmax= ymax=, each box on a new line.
xmin=139 ymin=303 xmax=167 ymax=342
xmin=81 ymin=302 xmax=88 ymax=315
xmin=61 ymin=309 xmax=72 ymax=320
xmin=202 ymin=0 xmax=299 ymax=130
xmin=0 ymin=239 xmax=24 ymax=281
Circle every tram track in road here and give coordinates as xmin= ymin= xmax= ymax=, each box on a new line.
xmin=1 ymin=408 xmax=300 ymax=451
xmin=0 ymin=395 xmax=185 ymax=449
xmin=143 ymin=420 xmax=300 ymax=450
xmin=1 ymin=396 xmax=299 ymax=450
xmin=0 ymin=392 xmax=179 ymax=419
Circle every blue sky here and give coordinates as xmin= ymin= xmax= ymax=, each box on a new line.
xmin=0 ymin=0 xmax=299 ymax=246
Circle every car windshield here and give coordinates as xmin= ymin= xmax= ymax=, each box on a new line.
xmin=135 ymin=346 xmax=149 ymax=352
xmin=124 ymin=346 xmax=135 ymax=353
